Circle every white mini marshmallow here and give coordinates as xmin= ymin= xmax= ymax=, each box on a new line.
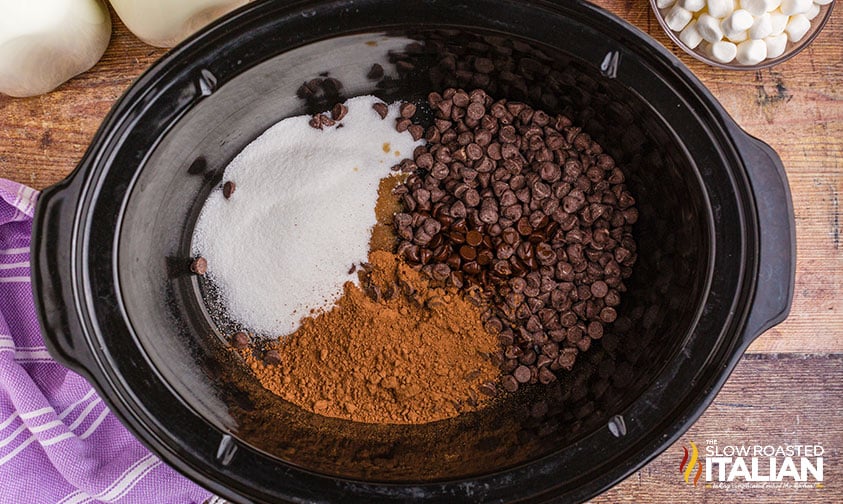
xmin=665 ymin=5 xmax=693 ymax=31
xmin=741 ymin=0 xmax=779 ymax=16
xmin=736 ymin=39 xmax=768 ymax=64
xmin=679 ymin=19 xmax=704 ymax=48
xmin=727 ymin=29 xmax=749 ymax=42
xmin=657 ymin=0 xmax=676 ymax=9
xmin=696 ymin=14 xmax=725 ymax=42
xmin=709 ymin=40 xmax=738 ymax=62
xmin=769 ymin=10 xmax=789 ymax=34
xmin=785 ymin=13 xmax=811 ymax=41
xmin=679 ymin=0 xmax=706 ymax=11
xmin=764 ymin=32 xmax=789 ymax=58
xmin=749 ymin=13 xmax=774 ymax=39
xmin=813 ymin=0 xmax=833 ymax=4
xmin=722 ymin=9 xmax=755 ymax=38
xmin=708 ymin=0 xmax=736 ymax=18
xmin=805 ymin=2 xmax=821 ymax=20
xmin=780 ymin=0 xmax=813 ymax=15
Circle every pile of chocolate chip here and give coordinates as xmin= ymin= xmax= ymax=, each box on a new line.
xmin=391 ymin=88 xmax=638 ymax=393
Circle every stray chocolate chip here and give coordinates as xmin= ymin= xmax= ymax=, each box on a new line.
xmin=309 ymin=114 xmax=323 ymax=129
xmin=400 ymin=102 xmax=417 ymax=118
xmin=367 ymin=63 xmax=384 ymax=80
xmin=372 ymin=102 xmax=389 ymax=119
xmin=190 ymin=257 xmax=207 ymax=275
xmin=264 ymin=349 xmax=282 ymax=365
xmin=222 ymin=181 xmax=235 ymax=199
xmin=479 ymin=381 xmax=497 ymax=396
xmin=231 ymin=331 xmax=250 ymax=348
xmin=331 ymin=103 xmax=348 ymax=121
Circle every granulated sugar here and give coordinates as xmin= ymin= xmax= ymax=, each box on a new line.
xmin=191 ymin=96 xmax=422 ymax=336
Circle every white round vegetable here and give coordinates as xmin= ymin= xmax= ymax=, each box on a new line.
xmin=109 ymin=0 xmax=250 ymax=48
xmin=0 ymin=0 xmax=111 ymax=97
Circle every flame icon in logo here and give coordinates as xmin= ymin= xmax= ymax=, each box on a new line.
xmin=679 ymin=441 xmax=703 ymax=486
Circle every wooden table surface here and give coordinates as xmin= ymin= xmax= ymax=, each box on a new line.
xmin=0 ymin=2 xmax=840 ymax=503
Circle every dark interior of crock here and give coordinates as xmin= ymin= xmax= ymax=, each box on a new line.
xmin=118 ymin=28 xmax=708 ymax=481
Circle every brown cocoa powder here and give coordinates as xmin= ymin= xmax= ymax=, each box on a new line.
xmin=240 ymin=249 xmax=500 ymax=424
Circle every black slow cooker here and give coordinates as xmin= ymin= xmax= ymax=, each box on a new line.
xmin=31 ymin=0 xmax=795 ymax=502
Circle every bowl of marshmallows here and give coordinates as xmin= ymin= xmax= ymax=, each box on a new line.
xmin=651 ymin=0 xmax=835 ymax=68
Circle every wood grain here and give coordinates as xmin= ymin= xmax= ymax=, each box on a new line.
xmin=590 ymin=354 xmax=842 ymax=503
xmin=0 ymin=5 xmax=839 ymax=355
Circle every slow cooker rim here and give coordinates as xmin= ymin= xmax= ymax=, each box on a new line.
xmin=32 ymin=0 xmax=780 ymax=502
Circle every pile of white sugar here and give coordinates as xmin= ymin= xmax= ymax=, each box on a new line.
xmin=191 ymin=96 xmax=423 ymax=336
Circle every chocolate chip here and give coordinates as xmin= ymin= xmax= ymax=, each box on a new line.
xmin=502 ymin=374 xmax=519 ymax=392
xmin=222 ymin=181 xmax=236 ymax=199
xmin=408 ymin=125 xmax=425 ymax=141
xmin=372 ymin=102 xmax=388 ymax=119
xmin=264 ymin=349 xmax=282 ymax=365
xmin=367 ymin=63 xmax=384 ymax=80
xmin=231 ymin=331 xmax=250 ymax=348
xmin=459 ymin=245 xmax=477 ymax=261
xmin=190 ymin=257 xmax=207 ymax=275
xmin=479 ymin=381 xmax=498 ymax=396
xmin=590 ymin=280 xmax=609 ymax=298
xmin=400 ymin=102 xmax=417 ymax=118
xmin=465 ymin=230 xmax=483 ymax=247
xmin=467 ymin=102 xmax=485 ymax=120
xmin=396 ymin=118 xmax=412 ymax=132
xmin=513 ymin=365 xmax=532 ymax=383
xmin=308 ymin=114 xmax=323 ymax=129
xmin=331 ymin=103 xmax=348 ymax=121
xmin=600 ymin=307 xmax=618 ymax=323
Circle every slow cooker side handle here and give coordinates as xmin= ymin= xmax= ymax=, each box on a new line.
xmin=31 ymin=175 xmax=96 ymax=375
xmin=732 ymin=130 xmax=797 ymax=344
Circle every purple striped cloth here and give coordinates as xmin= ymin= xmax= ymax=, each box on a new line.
xmin=0 ymin=179 xmax=219 ymax=503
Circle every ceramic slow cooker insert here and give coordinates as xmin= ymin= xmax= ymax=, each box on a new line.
xmin=32 ymin=0 xmax=795 ymax=502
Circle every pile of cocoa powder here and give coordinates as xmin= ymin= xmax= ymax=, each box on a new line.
xmin=239 ymin=248 xmax=500 ymax=424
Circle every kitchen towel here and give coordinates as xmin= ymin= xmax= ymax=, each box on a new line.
xmin=0 ymin=178 xmax=218 ymax=504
